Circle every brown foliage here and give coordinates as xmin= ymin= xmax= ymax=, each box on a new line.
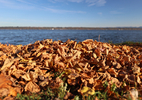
xmin=1 ymin=39 xmax=142 ymax=99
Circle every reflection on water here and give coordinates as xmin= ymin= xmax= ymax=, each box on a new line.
xmin=0 ymin=29 xmax=142 ymax=45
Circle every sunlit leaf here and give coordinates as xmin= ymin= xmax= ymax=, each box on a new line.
xmin=80 ymin=86 xmax=95 ymax=95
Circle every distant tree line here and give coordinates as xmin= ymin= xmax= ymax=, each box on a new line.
xmin=0 ymin=27 xmax=142 ymax=30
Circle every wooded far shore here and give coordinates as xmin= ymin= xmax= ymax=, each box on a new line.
xmin=0 ymin=27 xmax=142 ymax=30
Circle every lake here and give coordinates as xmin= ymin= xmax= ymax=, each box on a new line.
xmin=0 ymin=29 xmax=142 ymax=45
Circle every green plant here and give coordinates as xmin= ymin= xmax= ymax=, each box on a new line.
xmin=0 ymin=96 xmax=6 ymax=100
xmin=103 ymin=81 xmax=108 ymax=88
xmin=16 ymin=87 xmax=56 ymax=100
xmin=108 ymin=40 xmax=112 ymax=44
xmin=54 ymin=71 xmax=65 ymax=78
xmin=111 ymin=83 xmax=116 ymax=92
xmin=16 ymin=93 xmax=33 ymax=100
xmin=74 ymin=95 xmax=80 ymax=100
xmin=93 ymin=91 xmax=108 ymax=100
xmin=58 ymin=83 xmax=68 ymax=99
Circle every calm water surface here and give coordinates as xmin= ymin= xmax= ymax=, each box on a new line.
xmin=0 ymin=29 xmax=142 ymax=45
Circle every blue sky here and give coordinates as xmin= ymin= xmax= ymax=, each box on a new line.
xmin=0 ymin=0 xmax=142 ymax=27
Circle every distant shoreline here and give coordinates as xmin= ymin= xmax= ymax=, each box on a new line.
xmin=0 ymin=27 xmax=142 ymax=30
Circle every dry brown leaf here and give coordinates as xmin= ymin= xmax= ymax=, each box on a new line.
xmin=21 ymin=73 xmax=32 ymax=81
xmin=94 ymin=80 xmax=104 ymax=91
xmin=93 ymin=53 xmax=97 ymax=58
xmin=104 ymin=48 xmax=109 ymax=55
xmin=39 ymin=80 xmax=49 ymax=87
xmin=0 ymin=73 xmax=12 ymax=89
xmin=14 ymin=87 xmax=23 ymax=94
xmin=125 ymin=75 xmax=136 ymax=86
xmin=0 ymin=73 xmax=18 ymax=97
xmin=3 ymin=96 xmax=15 ymax=100
xmin=68 ymin=73 xmax=79 ymax=79
xmin=64 ymin=92 xmax=74 ymax=100
xmin=109 ymin=77 xmax=121 ymax=87
xmin=88 ymin=78 xmax=94 ymax=84
xmin=122 ymin=45 xmax=130 ymax=53
xmin=115 ymin=62 xmax=122 ymax=69
xmin=1 ymin=38 xmax=142 ymax=99
xmin=132 ymin=64 xmax=140 ymax=74
xmin=12 ymin=70 xmax=26 ymax=79
xmin=9 ymin=87 xmax=17 ymax=97
xmin=99 ymin=59 xmax=106 ymax=67
xmin=82 ymin=39 xmax=94 ymax=44
xmin=136 ymin=76 xmax=141 ymax=84
xmin=132 ymin=48 xmax=139 ymax=54
xmin=123 ymin=56 xmax=131 ymax=62
xmin=137 ymin=54 xmax=142 ymax=59
xmin=0 ymin=88 xmax=9 ymax=97
xmin=94 ymin=48 xmax=101 ymax=57
xmin=90 ymin=58 xmax=99 ymax=65
xmin=74 ymin=63 xmax=84 ymax=72
xmin=127 ymin=89 xmax=138 ymax=100
xmin=25 ymin=81 xmax=40 ymax=93
xmin=107 ymin=68 xmax=118 ymax=77
xmin=1 ymin=58 xmax=19 ymax=71
xmin=67 ymin=79 xmax=78 ymax=86
xmin=50 ymin=77 xmax=63 ymax=89
xmin=95 ymin=97 xmax=99 ymax=100
xmin=75 ymin=43 xmax=82 ymax=50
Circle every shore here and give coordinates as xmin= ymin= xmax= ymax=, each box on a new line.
xmin=0 ymin=26 xmax=142 ymax=30
xmin=0 ymin=39 xmax=142 ymax=100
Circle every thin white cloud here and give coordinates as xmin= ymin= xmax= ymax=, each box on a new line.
xmin=0 ymin=0 xmax=35 ymax=9
xmin=16 ymin=0 xmax=32 ymax=4
xmin=68 ymin=0 xmax=83 ymax=3
xmin=0 ymin=0 xmax=14 ymax=6
xmin=48 ymin=0 xmax=83 ymax=3
xmin=97 ymin=0 xmax=106 ymax=6
xmin=86 ymin=0 xmax=106 ymax=6
xmin=0 ymin=0 xmax=86 ymax=14
xmin=48 ymin=0 xmax=106 ymax=6
xmin=17 ymin=0 xmax=26 ymax=3
xmin=48 ymin=0 xmax=64 ymax=3
xmin=44 ymin=7 xmax=86 ymax=13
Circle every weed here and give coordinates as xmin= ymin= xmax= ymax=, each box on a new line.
xmin=74 ymin=95 xmax=80 ymax=100
xmin=54 ymin=71 xmax=65 ymax=78
xmin=103 ymin=81 xmax=108 ymax=88
xmin=111 ymin=83 xmax=116 ymax=92
xmin=58 ymin=83 xmax=68 ymax=99
xmin=108 ymin=40 xmax=113 ymax=44
xmin=0 ymin=96 xmax=6 ymax=100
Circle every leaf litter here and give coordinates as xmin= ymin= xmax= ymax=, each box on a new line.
xmin=0 ymin=39 xmax=142 ymax=99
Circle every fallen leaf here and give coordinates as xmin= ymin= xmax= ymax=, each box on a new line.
xmin=0 ymin=73 xmax=12 ymax=89
xmin=64 ymin=92 xmax=74 ymax=100
xmin=25 ymin=81 xmax=40 ymax=93
xmin=0 ymin=88 xmax=9 ymax=97
xmin=80 ymin=86 xmax=95 ymax=95
xmin=9 ymin=87 xmax=17 ymax=97
xmin=1 ymin=58 xmax=15 ymax=71
xmin=108 ymin=68 xmax=118 ymax=77
xmin=21 ymin=73 xmax=32 ymax=81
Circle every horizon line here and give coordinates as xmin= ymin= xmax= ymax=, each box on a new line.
xmin=0 ymin=26 xmax=142 ymax=28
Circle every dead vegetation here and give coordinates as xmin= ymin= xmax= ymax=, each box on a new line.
xmin=0 ymin=39 xmax=142 ymax=99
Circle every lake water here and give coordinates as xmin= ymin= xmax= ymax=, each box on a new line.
xmin=0 ymin=29 xmax=142 ymax=45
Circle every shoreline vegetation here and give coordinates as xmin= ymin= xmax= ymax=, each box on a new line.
xmin=0 ymin=26 xmax=142 ymax=30
xmin=1 ymin=39 xmax=142 ymax=100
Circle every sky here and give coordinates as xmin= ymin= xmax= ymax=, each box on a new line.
xmin=0 ymin=0 xmax=142 ymax=27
